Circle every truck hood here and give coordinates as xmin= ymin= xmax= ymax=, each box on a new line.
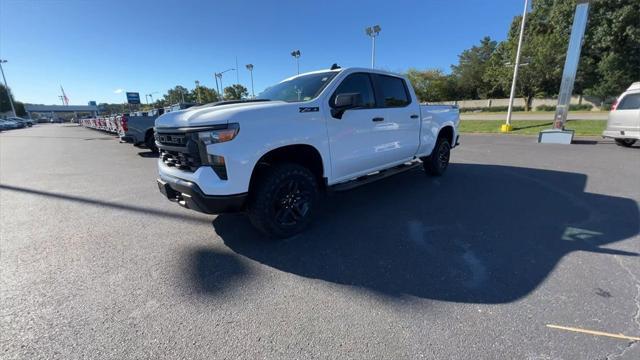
xmin=154 ymin=100 xmax=290 ymax=128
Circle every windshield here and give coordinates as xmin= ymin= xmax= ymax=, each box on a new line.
xmin=257 ymin=71 xmax=338 ymax=102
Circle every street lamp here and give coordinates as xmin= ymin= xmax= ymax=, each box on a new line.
xmin=215 ymin=68 xmax=235 ymax=99
xmin=290 ymin=50 xmax=301 ymax=75
xmin=245 ymin=64 xmax=255 ymax=98
xmin=0 ymin=59 xmax=17 ymax=117
xmin=502 ymin=0 xmax=529 ymax=133
xmin=147 ymin=92 xmax=158 ymax=104
xmin=365 ymin=25 xmax=381 ymax=68
xmin=195 ymin=80 xmax=202 ymax=104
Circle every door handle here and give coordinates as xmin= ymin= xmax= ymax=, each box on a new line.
xmin=372 ymin=117 xmax=384 ymax=122
xmin=410 ymin=114 xmax=419 ymax=119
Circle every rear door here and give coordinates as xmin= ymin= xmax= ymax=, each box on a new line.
xmin=611 ymin=92 xmax=640 ymax=135
xmin=370 ymin=74 xmax=421 ymax=163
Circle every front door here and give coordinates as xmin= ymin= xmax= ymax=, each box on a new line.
xmin=326 ymin=73 xmax=387 ymax=181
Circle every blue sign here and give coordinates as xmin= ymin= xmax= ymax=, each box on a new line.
xmin=88 ymin=101 xmax=97 ymax=106
xmin=126 ymin=92 xmax=141 ymax=104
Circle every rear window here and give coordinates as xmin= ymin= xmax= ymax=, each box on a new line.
xmin=617 ymin=93 xmax=640 ymax=110
xmin=372 ymin=74 xmax=411 ymax=107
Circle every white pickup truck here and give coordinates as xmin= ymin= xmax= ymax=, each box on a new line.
xmin=155 ymin=67 xmax=460 ymax=238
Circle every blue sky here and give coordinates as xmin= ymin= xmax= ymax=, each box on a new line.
xmin=0 ymin=0 xmax=523 ymax=105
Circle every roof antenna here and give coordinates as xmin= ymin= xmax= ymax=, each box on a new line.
xmin=330 ymin=63 xmax=341 ymax=70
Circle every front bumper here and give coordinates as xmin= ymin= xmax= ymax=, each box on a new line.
xmin=157 ymin=178 xmax=247 ymax=214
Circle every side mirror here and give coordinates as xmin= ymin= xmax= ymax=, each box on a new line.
xmin=332 ymin=93 xmax=363 ymax=119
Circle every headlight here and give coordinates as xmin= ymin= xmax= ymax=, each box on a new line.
xmin=197 ymin=123 xmax=239 ymax=145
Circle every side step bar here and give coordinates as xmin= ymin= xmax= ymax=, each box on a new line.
xmin=329 ymin=162 xmax=422 ymax=192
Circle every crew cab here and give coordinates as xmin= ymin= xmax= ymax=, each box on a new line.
xmin=155 ymin=67 xmax=460 ymax=238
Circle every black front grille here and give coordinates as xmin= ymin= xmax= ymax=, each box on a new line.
xmin=156 ymin=130 xmax=203 ymax=172
xmin=160 ymin=149 xmax=202 ymax=172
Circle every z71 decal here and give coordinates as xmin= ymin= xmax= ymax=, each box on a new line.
xmin=299 ymin=107 xmax=319 ymax=113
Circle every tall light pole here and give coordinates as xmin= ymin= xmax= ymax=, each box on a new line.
xmin=0 ymin=59 xmax=17 ymax=117
xmin=502 ymin=0 xmax=529 ymax=133
xmin=213 ymin=74 xmax=220 ymax=99
xmin=290 ymin=50 xmax=301 ymax=75
xmin=195 ymin=80 xmax=202 ymax=104
xmin=365 ymin=25 xmax=381 ymax=69
xmin=216 ymin=68 xmax=235 ymax=100
xmin=147 ymin=92 xmax=158 ymax=104
xmin=245 ymin=64 xmax=255 ymax=98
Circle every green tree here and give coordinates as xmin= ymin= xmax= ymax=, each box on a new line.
xmin=451 ymin=36 xmax=499 ymax=99
xmin=482 ymin=0 xmax=640 ymax=108
xmin=406 ymin=69 xmax=457 ymax=102
xmin=223 ymin=84 xmax=248 ymax=100
xmin=163 ymin=85 xmax=192 ymax=104
xmin=191 ymin=86 xmax=220 ymax=104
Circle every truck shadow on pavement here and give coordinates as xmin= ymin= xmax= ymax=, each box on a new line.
xmin=201 ymin=163 xmax=639 ymax=303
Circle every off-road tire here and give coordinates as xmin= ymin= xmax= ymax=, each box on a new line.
xmin=423 ymin=136 xmax=451 ymax=176
xmin=247 ymin=163 xmax=318 ymax=239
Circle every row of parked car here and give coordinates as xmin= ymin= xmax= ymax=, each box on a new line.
xmin=80 ymin=103 xmax=196 ymax=152
xmin=0 ymin=116 xmax=34 ymax=130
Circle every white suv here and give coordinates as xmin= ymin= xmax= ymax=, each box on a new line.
xmin=603 ymin=82 xmax=640 ymax=147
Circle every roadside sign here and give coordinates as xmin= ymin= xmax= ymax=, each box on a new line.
xmin=88 ymin=101 xmax=97 ymax=106
xmin=126 ymin=92 xmax=141 ymax=104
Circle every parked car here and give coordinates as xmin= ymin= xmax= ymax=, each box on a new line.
xmin=8 ymin=117 xmax=33 ymax=127
xmin=155 ymin=67 xmax=460 ymax=238
xmin=0 ymin=119 xmax=20 ymax=130
xmin=603 ymin=82 xmax=640 ymax=147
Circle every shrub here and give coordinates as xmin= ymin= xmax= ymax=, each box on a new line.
xmin=460 ymin=106 xmax=525 ymax=113
xmin=535 ymin=104 xmax=594 ymax=111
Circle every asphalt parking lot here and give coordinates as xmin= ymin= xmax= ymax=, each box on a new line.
xmin=1 ymin=124 xmax=639 ymax=359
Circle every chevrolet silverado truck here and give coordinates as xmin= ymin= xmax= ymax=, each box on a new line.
xmin=155 ymin=67 xmax=460 ymax=238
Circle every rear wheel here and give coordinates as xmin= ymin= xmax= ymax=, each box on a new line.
xmin=615 ymin=138 xmax=636 ymax=147
xmin=145 ymin=131 xmax=158 ymax=153
xmin=247 ymin=163 xmax=318 ymax=239
xmin=423 ymin=136 xmax=451 ymax=176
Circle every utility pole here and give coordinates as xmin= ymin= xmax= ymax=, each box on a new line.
xmin=245 ymin=64 xmax=255 ymax=98
xmin=214 ymin=74 xmax=220 ymax=99
xmin=365 ymin=25 xmax=381 ymax=68
xmin=290 ymin=50 xmax=301 ymax=75
xmin=235 ymin=56 xmax=240 ymax=85
xmin=0 ymin=59 xmax=17 ymax=117
xmin=502 ymin=0 xmax=529 ymax=132
xmin=215 ymin=68 xmax=235 ymax=100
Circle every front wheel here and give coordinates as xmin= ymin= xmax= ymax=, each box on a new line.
xmin=423 ymin=137 xmax=451 ymax=176
xmin=615 ymin=138 xmax=636 ymax=147
xmin=247 ymin=163 xmax=318 ymax=239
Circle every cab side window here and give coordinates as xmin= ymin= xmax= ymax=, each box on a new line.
xmin=617 ymin=93 xmax=640 ymax=110
xmin=372 ymin=74 xmax=411 ymax=107
xmin=331 ymin=73 xmax=375 ymax=108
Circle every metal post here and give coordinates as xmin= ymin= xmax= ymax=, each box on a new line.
xmin=246 ymin=64 xmax=255 ymax=98
xmin=250 ymin=68 xmax=254 ymax=98
xmin=0 ymin=60 xmax=17 ymax=117
xmin=235 ymin=56 xmax=239 ymax=85
xmin=503 ymin=0 xmax=529 ymax=132
xmin=214 ymin=74 xmax=220 ymax=99
xmin=371 ymin=36 xmax=376 ymax=68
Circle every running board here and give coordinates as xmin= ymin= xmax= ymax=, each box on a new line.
xmin=329 ymin=162 xmax=422 ymax=192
